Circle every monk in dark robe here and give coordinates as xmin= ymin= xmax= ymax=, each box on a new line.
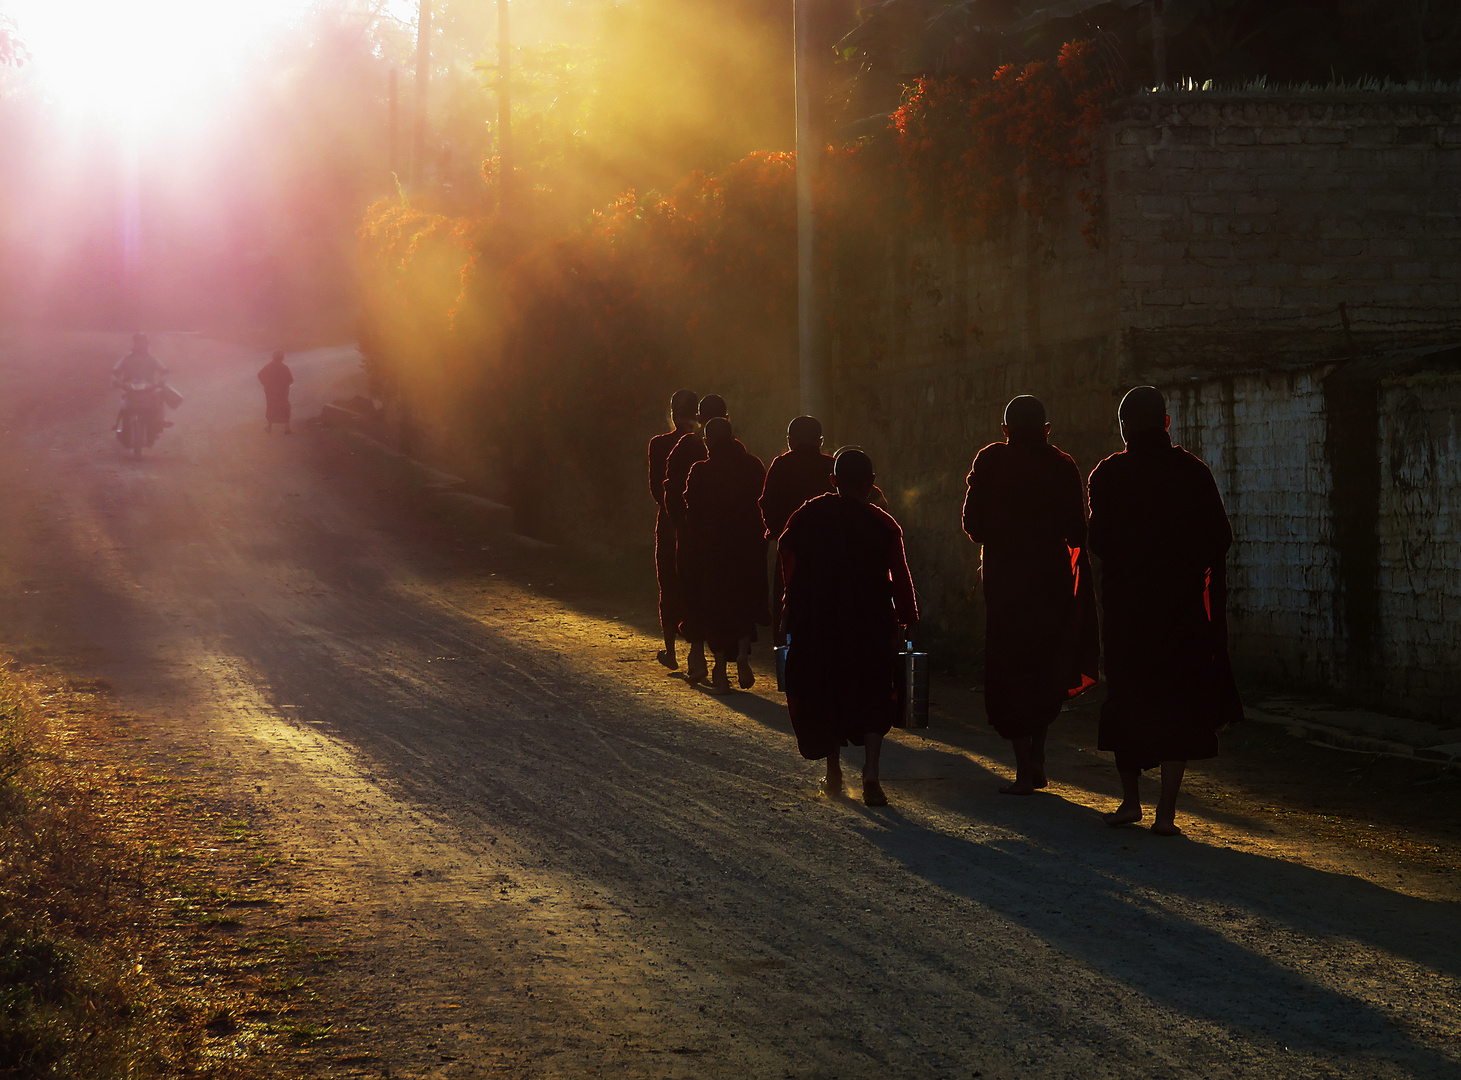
xmin=759 ymin=415 xmax=835 ymax=645
xmin=663 ymin=393 xmax=728 ymax=684
xmin=258 ymin=350 xmax=294 ymax=434
xmin=684 ymin=417 xmax=769 ymax=693
xmin=963 ymin=395 xmax=1100 ymax=795
xmin=778 ymin=449 xmax=918 ymax=807
xmin=647 ymin=389 xmax=699 ymax=669
xmin=1088 ymin=385 xmax=1244 ymax=836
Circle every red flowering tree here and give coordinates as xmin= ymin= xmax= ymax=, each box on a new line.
xmin=891 ymin=39 xmax=1116 ymax=244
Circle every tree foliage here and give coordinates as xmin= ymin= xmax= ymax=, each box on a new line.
xmin=0 ymin=13 xmax=23 ymax=68
xmin=836 ymin=0 xmax=1461 ymax=126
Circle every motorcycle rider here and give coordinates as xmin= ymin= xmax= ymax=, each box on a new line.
xmin=113 ymin=332 xmax=166 ymax=384
xmin=113 ymin=333 xmax=168 ymax=444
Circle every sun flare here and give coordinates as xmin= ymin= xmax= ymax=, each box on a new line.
xmin=7 ymin=0 xmax=312 ymax=131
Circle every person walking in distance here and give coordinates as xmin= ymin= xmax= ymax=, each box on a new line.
xmin=759 ymin=415 xmax=835 ymax=645
xmin=663 ymin=394 xmax=728 ymax=684
xmin=963 ymin=395 xmax=1099 ymax=795
xmin=778 ymin=449 xmax=918 ymax=807
xmin=1088 ymin=386 xmax=1244 ymax=836
xmin=258 ymin=350 xmax=294 ymax=434
xmin=648 ymin=389 xmax=698 ymax=669
xmin=684 ymin=417 xmax=770 ymax=693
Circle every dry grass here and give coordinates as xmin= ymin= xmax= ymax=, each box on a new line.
xmin=0 ymin=663 xmax=350 ymax=1078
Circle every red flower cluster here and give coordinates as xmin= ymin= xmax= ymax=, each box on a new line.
xmin=885 ymin=39 xmax=1115 ymax=244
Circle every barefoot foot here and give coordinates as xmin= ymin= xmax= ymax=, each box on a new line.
xmin=736 ymin=656 xmax=754 ymax=689
xmin=820 ymin=774 xmax=845 ymax=799
xmin=657 ymin=650 xmax=678 ymax=670
xmin=1104 ymin=803 xmax=1143 ymax=827
xmin=1151 ymin=820 xmax=1184 ymax=837
xmin=862 ymin=780 xmax=888 ymax=807
xmin=1030 ymin=770 xmax=1049 ymax=789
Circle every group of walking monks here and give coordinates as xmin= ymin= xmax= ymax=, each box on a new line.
xmin=648 ymin=384 xmax=1242 ymax=831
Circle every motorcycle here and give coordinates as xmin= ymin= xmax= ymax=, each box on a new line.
xmin=115 ymin=378 xmax=182 ymax=458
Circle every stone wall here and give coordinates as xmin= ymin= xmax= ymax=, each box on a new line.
xmin=1160 ymin=351 xmax=1461 ymax=720
xmin=1164 ymin=369 xmax=1341 ymax=689
xmin=1375 ymin=369 xmax=1461 ymax=717
xmin=827 ymin=89 xmax=1461 ymax=702
xmin=1109 ymin=92 xmax=1461 ymax=374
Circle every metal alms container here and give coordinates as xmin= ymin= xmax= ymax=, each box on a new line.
xmin=900 ymin=642 xmax=929 ymax=728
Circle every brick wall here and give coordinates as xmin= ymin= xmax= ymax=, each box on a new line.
xmin=1157 ymin=357 xmax=1461 ymax=719
xmin=826 ymin=89 xmax=1461 ymax=705
xmin=1377 ymin=372 xmax=1461 ymax=717
xmin=1108 ymin=92 xmax=1461 ymax=372
xmin=1164 ymin=370 xmax=1341 ymax=689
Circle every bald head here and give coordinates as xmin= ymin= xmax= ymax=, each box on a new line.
xmin=787 ymin=415 xmax=823 ymax=450
xmin=1003 ymin=395 xmax=1046 ymax=432
xmin=669 ymin=388 xmax=698 ymax=427
xmin=272 ymin=349 xmax=285 ymax=363
xmin=697 ymin=394 xmax=727 ymax=422
xmin=1118 ymin=386 xmax=1167 ymax=435
xmin=704 ymin=416 xmax=733 ymax=450
xmin=833 ymin=447 xmax=875 ymax=495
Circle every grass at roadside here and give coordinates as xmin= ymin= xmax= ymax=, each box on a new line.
xmin=0 ymin=662 xmax=353 ymax=1078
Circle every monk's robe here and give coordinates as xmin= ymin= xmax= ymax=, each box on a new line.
xmin=1088 ymin=428 xmax=1244 ymax=770
xmin=759 ymin=447 xmax=835 ymax=540
xmin=649 ymin=427 xmax=693 ymax=641
xmin=759 ymin=446 xmax=835 ymax=641
xmin=258 ymin=361 xmax=293 ymax=425
xmin=663 ymin=430 xmax=709 ymax=640
xmin=778 ymin=494 xmax=919 ymax=759
xmin=962 ymin=436 xmax=1100 ymax=740
xmin=684 ymin=439 xmax=770 ymax=656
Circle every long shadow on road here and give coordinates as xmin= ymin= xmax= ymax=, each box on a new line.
xmin=12 ymin=396 xmax=1458 ymax=1078
xmin=856 ymin=793 xmax=1459 ymax=1075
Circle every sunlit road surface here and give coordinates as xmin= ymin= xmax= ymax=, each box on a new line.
xmin=0 ymin=332 xmax=1458 ymax=1080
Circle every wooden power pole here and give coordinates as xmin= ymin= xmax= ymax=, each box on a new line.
xmin=412 ymin=0 xmax=431 ymax=187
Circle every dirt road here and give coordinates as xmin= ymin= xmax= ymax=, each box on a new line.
xmin=1 ymin=331 xmax=1458 ymax=1079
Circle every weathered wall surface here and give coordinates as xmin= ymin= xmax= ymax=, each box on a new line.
xmin=1160 ymin=356 xmax=1461 ymax=720
xmin=1164 ymin=370 xmax=1340 ymax=689
xmin=1108 ymin=92 xmax=1461 ymax=373
xmin=829 ymin=221 xmax=1122 ymax=654
xmin=829 ymin=90 xmax=1461 ymax=704
xmin=1376 ymin=371 xmax=1461 ymax=718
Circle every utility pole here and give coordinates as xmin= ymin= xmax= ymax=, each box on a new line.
xmin=1151 ymin=0 xmax=1167 ymax=87
xmin=412 ymin=0 xmax=431 ymax=187
xmin=388 ymin=67 xmax=399 ymax=181
xmin=498 ymin=0 xmax=512 ymax=214
xmin=794 ymin=0 xmax=827 ymax=421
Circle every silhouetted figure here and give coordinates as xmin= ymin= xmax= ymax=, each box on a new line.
xmin=112 ymin=332 xmax=168 ymax=444
xmin=648 ymin=389 xmax=699 ymax=670
xmin=684 ymin=417 xmax=769 ymax=694
xmin=113 ymin=332 xmax=166 ymax=383
xmin=778 ymin=449 xmax=918 ymax=807
xmin=963 ymin=395 xmax=1099 ymax=795
xmin=759 ymin=415 xmax=835 ymax=645
xmin=663 ymin=393 xmax=728 ymax=684
xmin=1088 ymin=385 xmax=1243 ymax=836
xmin=258 ymin=349 xmax=294 ymax=434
